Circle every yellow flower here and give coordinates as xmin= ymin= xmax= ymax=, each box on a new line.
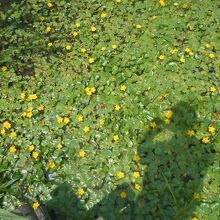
xmin=117 ymin=171 xmax=125 ymax=179
xmin=28 ymin=94 xmax=38 ymax=100
xmin=91 ymin=26 xmax=96 ymax=32
xmin=3 ymin=121 xmax=11 ymax=129
xmin=115 ymin=105 xmax=121 ymax=111
xmin=209 ymin=53 xmax=215 ymax=59
xmin=193 ymin=192 xmax=201 ymax=200
xmin=101 ymin=47 xmax=106 ymax=51
xmin=81 ymin=48 xmax=86 ymax=53
xmin=208 ymin=125 xmax=216 ymax=134
xmin=159 ymin=54 xmax=166 ymax=60
xmin=182 ymin=3 xmax=188 ymax=9
xmin=164 ymin=118 xmax=171 ymax=125
xmin=46 ymin=26 xmax=52 ymax=32
xmin=32 ymin=201 xmax=40 ymax=209
xmin=9 ymin=146 xmax=16 ymax=154
xmin=47 ymin=2 xmax=53 ymax=8
xmin=192 ymin=217 xmax=198 ymax=220
xmin=27 ymin=106 xmax=33 ymax=112
xmin=165 ymin=110 xmax=173 ymax=119
xmin=112 ymin=44 xmax=117 ymax=49
xmin=32 ymin=152 xmax=39 ymax=159
xmin=151 ymin=15 xmax=158 ymax=20
xmin=78 ymin=115 xmax=84 ymax=122
xmin=1 ymin=66 xmax=7 ymax=72
xmin=101 ymin=12 xmax=107 ymax=18
xmin=20 ymin=92 xmax=26 ymax=99
xmin=48 ymin=42 xmax=53 ymax=47
xmin=134 ymin=183 xmax=141 ymax=191
xmin=83 ymin=126 xmax=90 ymax=133
xmin=10 ymin=131 xmax=17 ymax=138
xmin=113 ymin=135 xmax=119 ymax=142
xmin=89 ymin=57 xmax=95 ymax=64
xmin=66 ymin=45 xmax=72 ymax=50
xmin=115 ymin=0 xmax=121 ymax=3
xmin=78 ymin=188 xmax=85 ymax=196
xmin=185 ymin=48 xmax=191 ymax=53
xmin=136 ymin=24 xmax=142 ymax=29
xmin=202 ymin=137 xmax=209 ymax=144
xmin=120 ymin=85 xmax=126 ymax=92
xmin=48 ymin=161 xmax=56 ymax=169
xmin=0 ymin=129 xmax=6 ymax=135
xmin=99 ymin=119 xmax=105 ymax=127
xmin=180 ymin=56 xmax=185 ymax=63
xmin=28 ymin=145 xmax=35 ymax=152
xmin=79 ymin=150 xmax=86 ymax=157
xmin=90 ymin=87 xmax=96 ymax=93
xmin=120 ymin=191 xmax=127 ymax=199
xmin=159 ymin=0 xmax=165 ymax=7
xmin=187 ymin=129 xmax=195 ymax=137
xmin=76 ymin=22 xmax=80 ymax=27
xmin=210 ymin=86 xmax=217 ymax=93
xmin=57 ymin=143 xmax=63 ymax=149
xmin=38 ymin=105 xmax=45 ymax=111
xmin=63 ymin=117 xmax=70 ymax=124
xmin=205 ymin=43 xmax=211 ymax=49
xmin=133 ymin=171 xmax=140 ymax=178
xmin=150 ymin=121 xmax=157 ymax=128
xmin=173 ymin=2 xmax=179 ymax=6
xmin=22 ymin=112 xmax=27 ymax=117
xmin=26 ymin=111 xmax=33 ymax=118
xmin=170 ymin=48 xmax=178 ymax=54
xmin=72 ymin=31 xmax=78 ymax=37
xmin=189 ymin=51 xmax=193 ymax=56
xmin=134 ymin=154 xmax=141 ymax=161
xmin=57 ymin=117 xmax=63 ymax=123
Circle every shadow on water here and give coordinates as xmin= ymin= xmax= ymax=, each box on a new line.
xmin=46 ymin=101 xmax=215 ymax=220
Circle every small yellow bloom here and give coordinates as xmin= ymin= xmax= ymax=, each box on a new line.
xmin=189 ymin=51 xmax=193 ymax=56
xmin=159 ymin=0 xmax=165 ymax=7
xmin=202 ymin=137 xmax=209 ymax=144
xmin=120 ymin=191 xmax=127 ymax=199
xmin=83 ymin=126 xmax=90 ymax=133
xmin=180 ymin=57 xmax=185 ymax=63
xmin=182 ymin=4 xmax=188 ymax=9
xmin=81 ymin=48 xmax=86 ymax=53
xmin=115 ymin=0 xmax=121 ymax=3
xmin=165 ymin=110 xmax=173 ymax=119
xmin=22 ymin=112 xmax=27 ymax=117
xmin=133 ymin=171 xmax=140 ymax=178
xmin=46 ymin=26 xmax=52 ymax=32
xmin=20 ymin=92 xmax=26 ymax=99
xmin=32 ymin=201 xmax=40 ymax=209
xmin=159 ymin=54 xmax=166 ymax=60
xmin=112 ymin=44 xmax=117 ymax=49
xmin=57 ymin=143 xmax=63 ymax=149
xmin=26 ymin=111 xmax=33 ymax=118
xmin=120 ymin=85 xmax=126 ymax=92
xmin=38 ymin=105 xmax=45 ymax=111
xmin=48 ymin=42 xmax=53 ymax=47
xmin=76 ymin=22 xmax=80 ymax=27
xmin=78 ymin=188 xmax=85 ymax=196
xmin=28 ymin=145 xmax=35 ymax=152
xmin=79 ymin=150 xmax=86 ymax=157
xmin=47 ymin=2 xmax=53 ymax=8
xmin=66 ymin=45 xmax=72 ymax=50
xmin=0 ymin=129 xmax=6 ymax=135
xmin=91 ymin=26 xmax=96 ymax=32
xmin=9 ymin=146 xmax=16 ymax=154
xmin=78 ymin=115 xmax=84 ymax=122
xmin=10 ymin=131 xmax=17 ymax=138
xmin=57 ymin=117 xmax=63 ymax=123
xmin=134 ymin=154 xmax=141 ymax=161
xmin=136 ymin=24 xmax=142 ymax=29
xmin=187 ymin=129 xmax=195 ymax=137
xmin=48 ymin=161 xmax=56 ymax=169
xmin=32 ymin=152 xmax=39 ymax=159
xmin=3 ymin=121 xmax=11 ymax=129
xmin=27 ymin=106 xmax=33 ymax=112
xmin=173 ymin=2 xmax=179 ymax=6
xmin=185 ymin=48 xmax=191 ymax=53
xmin=117 ymin=171 xmax=125 ymax=179
xmin=28 ymin=94 xmax=38 ymax=100
xmin=208 ymin=125 xmax=216 ymax=134
xmin=99 ymin=119 xmax=105 ymax=127
xmin=115 ymin=105 xmax=121 ymax=111
xmin=170 ymin=48 xmax=178 ymax=54
xmin=164 ymin=118 xmax=171 ymax=125
xmin=150 ymin=121 xmax=157 ymax=128
xmin=134 ymin=183 xmax=141 ymax=191
xmin=90 ymin=87 xmax=96 ymax=93
xmin=113 ymin=135 xmax=120 ymax=142
xmin=192 ymin=217 xmax=198 ymax=220
xmin=101 ymin=12 xmax=107 ymax=18
xmin=193 ymin=192 xmax=201 ymax=200
xmin=210 ymin=86 xmax=217 ymax=93
xmin=1 ymin=66 xmax=7 ymax=72
xmin=63 ymin=117 xmax=70 ymax=124
xmin=209 ymin=53 xmax=215 ymax=59
xmin=205 ymin=43 xmax=211 ymax=49
xmin=101 ymin=47 xmax=106 ymax=51
xmin=89 ymin=57 xmax=95 ymax=64
xmin=72 ymin=31 xmax=78 ymax=37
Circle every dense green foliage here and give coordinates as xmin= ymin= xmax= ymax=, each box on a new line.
xmin=0 ymin=0 xmax=220 ymax=219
